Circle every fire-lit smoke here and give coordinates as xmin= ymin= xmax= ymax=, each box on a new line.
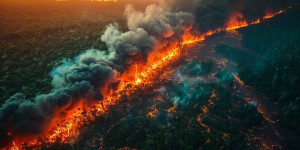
xmin=160 ymin=0 xmax=291 ymax=32
xmin=0 ymin=0 xmax=295 ymax=149
xmin=0 ymin=50 xmax=117 ymax=147
xmin=0 ymin=2 xmax=195 ymax=148
xmin=101 ymin=4 xmax=194 ymax=67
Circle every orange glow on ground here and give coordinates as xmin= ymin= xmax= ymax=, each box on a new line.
xmin=264 ymin=10 xmax=285 ymax=19
xmin=225 ymin=12 xmax=261 ymax=31
xmin=233 ymin=74 xmax=245 ymax=86
xmin=147 ymin=106 xmax=159 ymax=118
xmin=7 ymin=8 xmax=287 ymax=150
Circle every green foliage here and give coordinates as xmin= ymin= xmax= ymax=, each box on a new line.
xmin=180 ymin=60 xmax=215 ymax=76
xmin=0 ymin=1 xmax=140 ymax=103
xmin=97 ymin=83 xmax=262 ymax=149
xmin=215 ymin=44 xmax=253 ymax=65
xmin=235 ymin=7 xmax=300 ymax=135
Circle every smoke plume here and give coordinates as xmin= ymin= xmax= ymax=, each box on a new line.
xmin=161 ymin=0 xmax=291 ymax=32
xmin=0 ymin=2 xmax=195 ymax=147
xmin=101 ymin=4 xmax=194 ymax=67
xmin=0 ymin=0 xmax=295 ymax=147
xmin=0 ymin=50 xmax=117 ymax=147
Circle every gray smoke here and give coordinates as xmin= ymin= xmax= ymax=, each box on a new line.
xmin=0 ymin=0 xmax=294 ymax=147
xmin=101 ymin=4 xmax=194 ymax=67
xmin=0 ymin=3 xmax=195 ymax=147
xmin=161 ymin=0 xmax=291 ymax=32
xmin=0 ymin=50 xmax=116 ymax=147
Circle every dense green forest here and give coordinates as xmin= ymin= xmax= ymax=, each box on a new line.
xmin=43 ymin=61 xmax=263 ymax=149
xmin=0 ymin=1 xmax=148 ymax=103
xmin=215 ymin=7 xmax=300 ymax=135
xmin=240 ymin=7 xmax=300 ymax=135
xmin=1 ymin=1 xmax=299 ymax=149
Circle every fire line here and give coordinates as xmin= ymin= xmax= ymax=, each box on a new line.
xmin=7 ymin=9 xmax=286 ymax=150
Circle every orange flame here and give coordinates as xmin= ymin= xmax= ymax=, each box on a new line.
xmin=7 ymin=8 xmax=287 ymax=150
xmin=264 ymin=10 xmax=285 ymax=19
xmin=225 ymin=12 xmax=260 ymax=31
xmin=225 ymin=9 xmax=285 ymax=31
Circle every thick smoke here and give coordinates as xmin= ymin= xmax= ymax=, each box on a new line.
xmin=0 ymin=50 xmax=116 ymax=147
xmin=0 ymin=3 xmax=195 ymax=147
xmin=101 ymin=24 xmax=156 ymax=66
xmin=0 ymin=0 xmax=294 ymax=147
xmin=161 ymin=0 xmax=291 ymax=32
xmin=101 ymin=4 xmax=194 ymax=67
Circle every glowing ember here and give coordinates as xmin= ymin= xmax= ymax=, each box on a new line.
xmin=225 ymin=9 xmax=285 ymax=31
xmin=264 ymin=10 xmax=285 ymax=19
xmin=11 ymin=141 xmax=18 ymax=150
xmin=7 ymin=8 xmax=287 ymax=150
xmin=147 ymin=106 xmax=159 ymax=118
xmin=225 ymin=12 xmax=260 ymax=31
xmin=233 ymin=74 xmax=245 ymax=86
xmin=166 ymin=105 xmax=177 ymax=113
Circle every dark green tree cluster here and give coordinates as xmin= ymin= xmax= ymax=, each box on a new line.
xmin=214 ymin=7 xmax=300 ymax=135
xmin=238 ymin=7 xmax=300 ymax=134
xmin=42 ymin=65 xmax=263 ymax=150
xmin=0 ymin=1 xmax=138 ymax=103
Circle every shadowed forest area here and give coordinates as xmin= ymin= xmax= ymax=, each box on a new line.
xmin=215 ymin=7 xmax=300 ymax=135
xmin=239 ymin=7 xmax=300 ymax=135
xmin=0 ymin=1 xmax=300 ymax=149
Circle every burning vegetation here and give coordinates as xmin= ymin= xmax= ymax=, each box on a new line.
xmin=0 ymin=0 xmax=298 ymax=149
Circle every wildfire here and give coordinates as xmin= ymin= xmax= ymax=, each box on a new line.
xmin=7 ymin=8 xmax=287 ymax=150
xmin=225 ymin=9 xmax=285 ymax=31
xmin=147 ymin=106 xmax=159 ymax=118
xmin=11 ymin=142 xmax=18 ymax=150
xmin=233 ymin=74 xmax=245 ymax=86
xmin=225 ymin=12 xmax=260 ymax=31
xmin=264 ymin=10 xmax=285 ymax=19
